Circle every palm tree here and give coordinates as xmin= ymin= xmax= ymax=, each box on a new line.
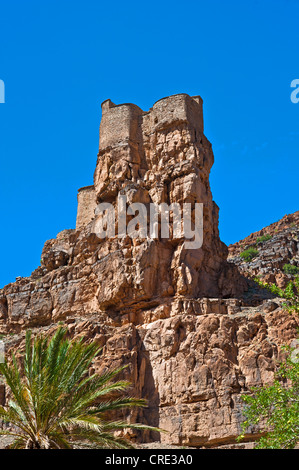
xmin=0 ymin=327 xmax=158 ymax=449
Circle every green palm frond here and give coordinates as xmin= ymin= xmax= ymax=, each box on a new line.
xmin=0 ymin=327 xmax=162 ymax=448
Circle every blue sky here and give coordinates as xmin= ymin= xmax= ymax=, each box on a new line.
xmin=0 ymin=0 xmax=298 ymax=288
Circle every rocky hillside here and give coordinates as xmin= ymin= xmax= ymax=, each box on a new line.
xmin=0 ymin=95 xmax=298 ymax=449
xmin=228 ymin=211 xmax=299 ymax=287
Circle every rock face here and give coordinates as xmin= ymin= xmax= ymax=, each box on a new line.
xmin=229 ymin=211 xmax=299 ymax=287
xmin=86 ymin=94 xmax=246 ymax=301
xmin=0 ymin=94 xmax=298 ymax=448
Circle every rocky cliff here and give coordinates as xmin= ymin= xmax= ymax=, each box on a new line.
xmin=229 ymin=211 xmax=299 ymax=287
xmin=0 ymin=94 xmax=298 ymax=448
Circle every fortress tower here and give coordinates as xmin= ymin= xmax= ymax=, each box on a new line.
xmin=76 ymin=94 xmax=245 ymax=299
xmin=77 ymin=94 xmax=205 ymax=229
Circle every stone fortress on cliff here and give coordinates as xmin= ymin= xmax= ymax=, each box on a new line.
xmin=76 ymin=94 xmax=204 ymax=229
xmin=2 ymin=94 xmax=297 ymax=447
xmin=75 ymin=93 xmax=245 ymax=300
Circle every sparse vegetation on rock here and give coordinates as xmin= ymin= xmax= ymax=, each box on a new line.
xmin=238 ymin=345 xmax=299 ymax=448
xmin=240 ymin=247 xmax=259 ymax=262
xmin=256 ymin=234 xmax=272 ymax=244
xmin=238 ymin=274 xmax=299 ymax=448
xmin=283 ymin=264 xmax=299 ymax=276
xmin=254 ymin=276 xmax=299 ymax=314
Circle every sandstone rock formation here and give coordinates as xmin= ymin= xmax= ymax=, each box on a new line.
xmin=78 ymin=94 xmax=246 ymax=301
xmin=0 ymin=95 xmax=298 ymax=448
